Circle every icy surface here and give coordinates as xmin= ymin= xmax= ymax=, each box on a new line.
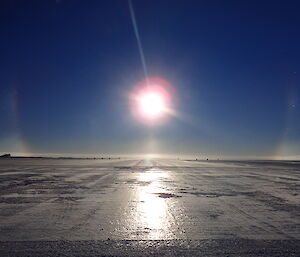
xmin=0 ymin=158 xmax=299 ymax=256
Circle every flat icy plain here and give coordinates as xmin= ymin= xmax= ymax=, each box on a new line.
xmin=0 ymin=158 xmax=299 ymax=256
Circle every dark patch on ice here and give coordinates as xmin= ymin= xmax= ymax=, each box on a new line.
xmin=54 ymin=196 xmax=84 ymax=203
xmin=180 ymin=191 xmax=234 ymax=197
xmin=123 ymin=179 xmax=151 ymax=186
xmin=0 ymin=197 xmax=50 ymax=204
xmin=240 ymin=191 xmax=300 ymax=216
xmin=132 ymin=230 xmax=151 ymax=235
xmin=138 ymin=181 xmax=151 ymax=186
xmin=114 ymin=166 xmax=131 ymax=170
xmin=154 ymin=193 xmax=182 ymax=198
xmin=209 ymin=213 xmax=220 ymax=219
xmin=207 ymin=210 xmax=224 ymax=219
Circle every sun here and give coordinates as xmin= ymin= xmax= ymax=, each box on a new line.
xmin=129 ymin=77 xmax=175 ymax=125
xmin=139 ymin=92 xmax=165 ymax=117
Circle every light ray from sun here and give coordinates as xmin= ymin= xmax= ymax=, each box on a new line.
xmin=128 ymin=0 xmax=149 ymax=85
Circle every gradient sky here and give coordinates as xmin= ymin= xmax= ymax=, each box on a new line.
xmin=0 ymin=0 xmax=299 ymax=159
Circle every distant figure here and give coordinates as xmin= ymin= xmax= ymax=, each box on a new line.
xmin=206 ymin=158 xmax=209 ymax=161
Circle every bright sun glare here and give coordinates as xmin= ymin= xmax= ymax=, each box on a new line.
xmin=130 ymin=77 xmax=175 ymax=125
xmin=139 ymin=93 xmax=165 ymax=117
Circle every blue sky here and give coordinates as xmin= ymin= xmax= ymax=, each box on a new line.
xmin=0 ymin=0 xmax=299 ymax=159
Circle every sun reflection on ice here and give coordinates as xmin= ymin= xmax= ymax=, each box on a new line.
xmin=139 ymin=172 xmax=168 ymax=231
xmin=130 ymin=169 xmax=175 ymax=239
xmin=119 ymin=167 xmax=185 ymax=240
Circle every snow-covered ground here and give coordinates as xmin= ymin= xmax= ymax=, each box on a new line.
xmin=0 ymin=158 xmax=299 ymax=256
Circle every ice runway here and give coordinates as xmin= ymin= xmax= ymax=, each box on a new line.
xmin=0 ymin=158 xmax=299 ymax=256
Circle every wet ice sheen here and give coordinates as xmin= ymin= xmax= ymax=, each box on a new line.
xmin=0 ymin=158 xmax=299 ymax=241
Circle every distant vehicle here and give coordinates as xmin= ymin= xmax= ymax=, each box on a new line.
xmin=0 ymin=153 xmax=11 ymax=158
